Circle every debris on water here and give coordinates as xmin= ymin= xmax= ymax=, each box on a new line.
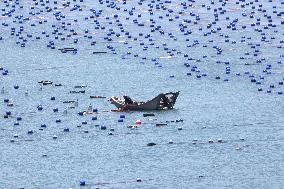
xmin=90 ymin=95 xmax=106 ymax=99
xmin=63 ymin=100 xmax=75 ymax=104
xmin=143 ymin=113 xmax=155 ymax=117
xmin=70 ymin=90 xmax=85 ymax=94
xmin=38 ymin=81 xmax=53 ymax=85
xmin=127 ymin=125 xmax=139 ymax=129
xmin=156 ymin=123 xmax=167 ymax=127
xmin=59 ymin=48 xmax=77 ymax=53
xmin=93 ymin=51 xmax=107 ymax=54
xmin=75 ymin=85 xmax=87 ymax=89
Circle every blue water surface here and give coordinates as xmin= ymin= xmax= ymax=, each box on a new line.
xmin=0 ymin=0 xmax=284 ymax=188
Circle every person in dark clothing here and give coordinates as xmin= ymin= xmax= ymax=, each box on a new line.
xmin=161 ymin=95 xmax=169 ymax=107
xmin=123 ymin=95 xmax=133 ymax=104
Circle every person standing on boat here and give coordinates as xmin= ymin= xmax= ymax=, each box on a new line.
xmin=123 ymin=95 xmax=133 ymax=104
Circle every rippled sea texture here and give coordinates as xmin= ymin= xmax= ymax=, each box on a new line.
xmin=0 ymin=0 xmax=284 ymax=188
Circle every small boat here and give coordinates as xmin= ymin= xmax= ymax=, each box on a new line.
xmin=110 ymin=91 xmax=180 ymax=111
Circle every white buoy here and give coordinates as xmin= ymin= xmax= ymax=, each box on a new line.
xmin=14 ymin=134 xmax=19 ymax=138
xmin=53 ymin=135 xmax=57 ymax=139
xmin=25 ymin=90 xmax=29 ymax=96
xmin=169 ymin=140 xmax=173 ymax=144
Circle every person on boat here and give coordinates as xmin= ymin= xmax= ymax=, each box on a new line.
xmin=161 ymin=95 xmax=171 ymax=108
xmin=123 ymin=95 xmax=133 ymax=104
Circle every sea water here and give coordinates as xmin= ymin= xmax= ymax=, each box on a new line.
xmin=0 ymin=0 xmax=284 ymax=188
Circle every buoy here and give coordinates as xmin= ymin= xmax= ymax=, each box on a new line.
xmin=63 ymin=128 xmax=70 ymax=132
xmin=100 ymin=125 xmax=107 ymax=130
xmin=137 ymin=178 xmax=142 ymax=182
xmin=14 ymin=134 xmax=19 ymax=138
xmin=147 ymin=142 xmax=156 ymax=146
xmin=27 ymin=130 xmax=34 ymax=134
xmin=37 ymin=105 xmax=43 ymax=111
xmin=209 ymin=139 xmax=214 ymax=143
xmin=169 ymin=140 xmax=173 ymax=144
xmin=135 ymin=120 xmax=142 ymax=124
xmin=80 ymin=180 xmax=86 ymax=186
xmin=177 ymin=127 xmax=182 ymax=130
xmin=53 ymin=135 xmax=57 ymax=139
